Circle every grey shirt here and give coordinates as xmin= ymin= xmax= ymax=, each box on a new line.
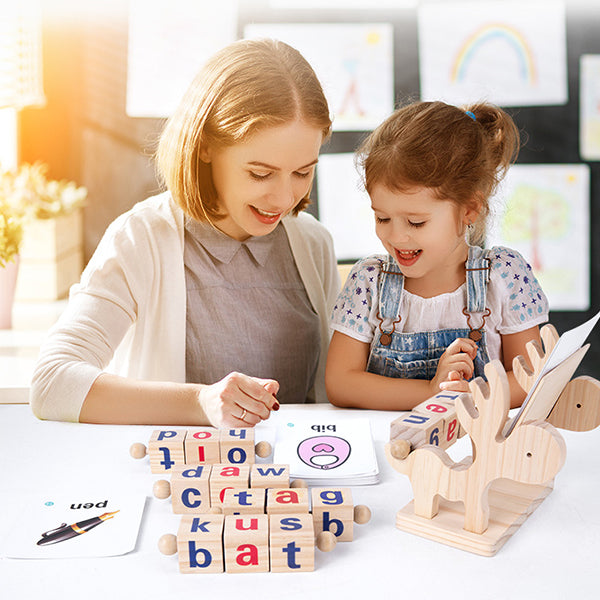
xmin=183 ymin=218 xmax=320 ymax=404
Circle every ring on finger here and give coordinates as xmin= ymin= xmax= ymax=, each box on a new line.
xmin=240 ymin=408 xmax=247 ymax=421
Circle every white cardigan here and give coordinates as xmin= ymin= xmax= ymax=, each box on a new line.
xmin=30 ymin=193 xmax=340 ymax=421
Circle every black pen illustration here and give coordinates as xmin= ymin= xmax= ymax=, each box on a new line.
xmin=37 ymin=511 xmax=119 ymax=546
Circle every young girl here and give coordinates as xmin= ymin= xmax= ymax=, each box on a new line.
xmin=326 ymin=101 xmax=548 ymax=411
xmin=31 ymin=39 xmax=340 ymax=427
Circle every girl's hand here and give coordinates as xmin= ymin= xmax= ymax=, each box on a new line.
xmin=430 ymin=338 xmax=478 ymax=394
xmin=198 ymin=372 xmax=280 ymax=427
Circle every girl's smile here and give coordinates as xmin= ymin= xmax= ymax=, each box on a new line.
xmin=370 ymin=184 xmax=479 ymax=297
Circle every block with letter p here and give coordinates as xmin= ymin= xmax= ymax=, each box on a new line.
xmin=148 ymin=429 xmax=186 ymax=474
xmin=220 ymin=428 xmax=255 ymax=464
xmin=269 ymin=513 xmax=315 ymax=573
xmin=311 ymin=487 xmax=354 ymax=542
xmin=177 ymin=514 xmax=224 ymax=574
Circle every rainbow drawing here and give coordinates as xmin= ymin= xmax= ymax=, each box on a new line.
xmin=451 ymin=23 xmax=537 ymax=84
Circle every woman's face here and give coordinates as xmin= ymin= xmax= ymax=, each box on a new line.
xmin=202 ymin=120 xmax=324 ymax=241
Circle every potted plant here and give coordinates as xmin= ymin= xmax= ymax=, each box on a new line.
xmin=0 ymin=201 xmax=24 ymax=328
xmin=0 ymin=162 xmax=87 ymax=304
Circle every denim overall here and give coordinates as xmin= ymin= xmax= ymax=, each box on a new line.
xmin=366 ymin=246 xmax=491 ymax=381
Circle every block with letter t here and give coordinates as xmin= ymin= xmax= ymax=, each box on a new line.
xmin=269 ymin=513 xmax=315 ymax=572
xmin=222 ymin=488 xmax=266 ymax=515
xmin=311 ymin=487 xmax=354 ymax=542
xmin=148 ymin=429 xmax=187 ymax=474
xmin=224 ymin=514 xmax=269 ymax=573
xmin=220 ymin=428 xmax=255 ymax=464
xmin=177 ymin=514 xmax=224 ymax=574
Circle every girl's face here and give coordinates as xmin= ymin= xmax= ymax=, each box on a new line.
xmin=201 ymin=120 xmax=323 ymax=241
xmin=370 ymin=184 xmax=478 ymax=296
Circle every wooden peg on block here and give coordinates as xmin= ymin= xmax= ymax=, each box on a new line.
xmin=222 ymin=488 xmax=266 ymax=515
xmin=209 ymin=463 xmax=250 ymax=507
xmin=224 ymin=514 xmax=269 ymax=573
xmin=269 ymin=513 xmax=315 ymax=572
xmin=266 ymin=488 xmax=309 ymax=514
xmin=254 ymin=440 xmax=273 ymax=459
xmin=148 ymin=429 xmax=187 ymax=474
xmin=185 ymin=428 xmax=220 ymax=464
xmin=163 ymin=514 xmax=225 ymax=574
xmin=250 ymin=464 xmax=290 ymax=489
xmin=311 ymin=488 xmax=354 ymax=542
xmin=220 ymin=428 xmax=255 ymax=465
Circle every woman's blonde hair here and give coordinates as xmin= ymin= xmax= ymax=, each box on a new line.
xmin=357 ymin=101 xmax=520 ymax=246
xmin=156 ymin=38 xmax=332 ymax=222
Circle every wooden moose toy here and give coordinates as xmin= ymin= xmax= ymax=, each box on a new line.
xmin=386 ymin=360 xmax=566 ymax=554
xmin=385 ymin=323 xmax=600 ymax=556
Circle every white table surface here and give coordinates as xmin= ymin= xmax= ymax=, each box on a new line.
xmin=1 ymin=403 xmax=599 ymax=600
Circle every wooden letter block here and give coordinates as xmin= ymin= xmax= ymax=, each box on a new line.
xmin=224 ymin=514 xmax=269 ymax=573
xmin=220 ymin=428 xmax=255 ymax=464
xmin=390 ymin=412 xmax=447 ymax=449
xmin=266 ymin=488 xmax=309 ymax=514
xmin=177 ymin=514 xmax=224 ymax=574
xmin=185 ymin=428 xmax=220 ymax=464
xmin=269 ymin=513 xmax=315 ymax=573
xmin=148 ymin=429 xmax=187 ymax=474
xmin=209 ymin=464 xmax=250 ymax=506
xmin=171 ymin=465 xmax=212 ymax=514
xmin=222 ymin=488 xmax=266 ymax=515
xmin=250 ymin=464 xmax=290 ymax=489
xmin=311 ymin=488 xmax=354 ymax=542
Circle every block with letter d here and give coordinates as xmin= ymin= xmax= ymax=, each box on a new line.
xmin=170 ymin=465 xmax=212 ymax=514
xmin=185 ymin=427 xmax=220 ymax=464
xmin=148 ymin=429 xmax=187 ymax=474
xmin=224 ymin=514 xmax=269 ymax=573
xmin=220 ymin=428 xmax=255 ymax=464
xmin=269 ymin=513 xmax=315 ymax=572
xmin=177 ymin=514 xmax=224 ymax=574
xmin=311 ymin=488 xmax=354 ymax=542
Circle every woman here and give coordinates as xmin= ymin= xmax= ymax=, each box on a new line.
xmin=31 ymin=39 xmax=340 ymax=427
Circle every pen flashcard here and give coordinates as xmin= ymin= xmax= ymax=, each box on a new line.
xmin=1 ymin=492 xmax=146 ymax=559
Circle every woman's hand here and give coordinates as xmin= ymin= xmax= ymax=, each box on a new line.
xmin=430 ymin=338 xmax=478 ymax=394
xmin=198 ymin=372 xmax=280 ymax=428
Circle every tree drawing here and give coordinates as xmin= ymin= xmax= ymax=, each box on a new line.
xmin=500 ymin=184 xmax=569 ymax=272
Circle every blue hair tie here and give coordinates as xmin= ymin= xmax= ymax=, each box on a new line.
xmin=465 ymin=110 xmax=476 ymax=121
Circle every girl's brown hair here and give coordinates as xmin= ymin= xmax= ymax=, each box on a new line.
xmin=156 ymin=38 xmax=332 ymax=223
xmin=357 ymin=101 xmax=520 ymax=245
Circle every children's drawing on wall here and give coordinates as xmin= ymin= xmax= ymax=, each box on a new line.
xmin=316 ymin=153 xmax=383 ymax=261
xmin=487 ymin=164 xmax=590 ymax=311
xmin=126 ymin=0 xmax=238 ymax=117
xmin=418 ymin=0 xmax=567 ymax=107
xmin=244 ymin=23 xmax=394 ymax=131
xmin=580 ymin=55 xmax=600 ymax=161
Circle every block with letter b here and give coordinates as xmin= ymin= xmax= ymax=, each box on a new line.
xmin=220 ymin=428 xmax=255 ymax=465
xmin=266 ymin=488 xmax=309 ymax=514
xmin=269 ymin=513 xmax=315 ymax=572
xmin=311 ymin=488 xmax=354 ymax=542
xmin=224 ymin=514 xmax=269 ymax=573
xmin=148 ymin=429 xmax=186 ymax=474
xmin=177 ymin=514 xmax=224 ymax=574
xmin=170 ymin=465 xmax=212 ymax=514
xmin=185 ymin=427 xmax=220 ymax=464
